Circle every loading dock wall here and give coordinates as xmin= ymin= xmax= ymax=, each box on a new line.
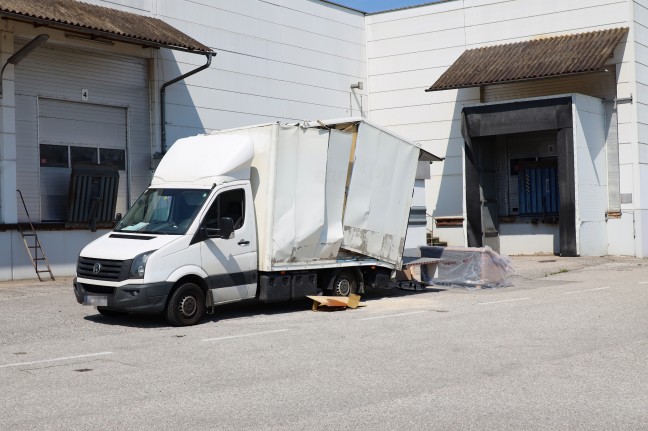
xmin=572 ymin=94 xmax=608 ymax=256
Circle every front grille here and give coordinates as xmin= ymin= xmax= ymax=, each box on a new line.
xmin=77 ymin=257 xmax=131 ymax=281
xmin=81 ymin=283 xmax=115 ymax=295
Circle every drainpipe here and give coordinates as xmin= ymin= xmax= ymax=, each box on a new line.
xmin=160 ymin=52 xmax=214 ymax=155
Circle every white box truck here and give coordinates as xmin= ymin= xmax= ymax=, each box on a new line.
xmin=73 ymin=118 xmax=441 ymax=325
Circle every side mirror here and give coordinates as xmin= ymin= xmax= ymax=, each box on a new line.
xmin=114 ymin=213 xmax=122 ymax=222
xmin=203 ymin=217 xmax=235 ymax=239
xmin=218 ymin=217 xmax=235 ymax=240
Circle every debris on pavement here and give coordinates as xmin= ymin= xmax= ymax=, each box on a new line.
xmin=307 ymin=294 xmax=364 ymax=311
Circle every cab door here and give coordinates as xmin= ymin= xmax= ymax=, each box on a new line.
xmin=199 ymin=184 xmax=257 ymax=304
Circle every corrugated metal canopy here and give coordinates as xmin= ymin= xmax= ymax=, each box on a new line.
xmin=0 ymin=0 xmax=212 ymax=53
xmin=426 ymin=28 xmax=628 ymax=92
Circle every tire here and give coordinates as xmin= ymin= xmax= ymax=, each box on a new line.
xmin=331 ymin=270 xmax=357 ymax=297
xmin=165 ymin=282 xmax=205 ymax=326
xmin=96 ymin=307 xmax=125 ymax=317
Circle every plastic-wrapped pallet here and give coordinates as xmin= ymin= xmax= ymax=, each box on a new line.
xmin=419 ymin=245 xmax=514 ymax=288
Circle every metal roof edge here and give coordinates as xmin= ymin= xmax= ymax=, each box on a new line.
xmin=366 ymin=0 xmax=458 ymax=15
xmin=316 ymin=0 xmax=366 ymax=14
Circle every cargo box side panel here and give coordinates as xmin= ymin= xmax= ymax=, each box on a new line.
xmin=293 ymin=128 xmax=330 ymax=261
xmin=271 ymin=126 xmax=330 ymax=265
xmin=270 ymin=126 xmax=299 ymax=265
xmin=244 ymin=124 xmax=278 ymax=272
xmin=342 ymin=123 xmax=419 ymax=266
xmin=316 ymin=129 xmax=354 ymax=260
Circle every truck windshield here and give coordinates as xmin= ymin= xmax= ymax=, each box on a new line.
xmin=114 ymin=189 xmax=209 ymax=235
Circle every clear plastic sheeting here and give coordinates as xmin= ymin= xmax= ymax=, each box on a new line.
xmin=420 ymin=246 xmax=514 ymax=288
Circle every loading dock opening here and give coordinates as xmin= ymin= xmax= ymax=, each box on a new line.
xmin=461 ymin=95 xmax=606 ymax=257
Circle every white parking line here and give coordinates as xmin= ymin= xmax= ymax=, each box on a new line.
xmin=360 ymin=311 xmax=427 ymax=321
xmin=477 ymin=298 xmax=531 ymax=305
xmin=201 ymin=329 xmax=291 ymax=342
xmin=561 ymin=287 xmax=609 ymax=295
xmin=0 ymin=352 xmax=113 ymax=369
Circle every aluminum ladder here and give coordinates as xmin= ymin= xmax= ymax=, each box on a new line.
xmin=16 ymin=190 xmax=55 ymax=281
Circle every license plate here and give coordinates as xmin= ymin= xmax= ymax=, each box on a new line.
xmin=83 ymin=295 xmax=108 ymax=306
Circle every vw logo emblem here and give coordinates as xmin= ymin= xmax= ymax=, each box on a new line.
xmin=93 ymin=263 xmax=102 ymax=275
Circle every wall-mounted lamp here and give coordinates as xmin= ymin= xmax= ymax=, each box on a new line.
xmin=350 ymin=81 xmax=363 ymax=90
xmin=0 ymin=34 xmax=49 ymax=98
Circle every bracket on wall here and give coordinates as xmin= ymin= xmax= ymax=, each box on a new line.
xmin=604 ymin=94 xmax=633 ymax=105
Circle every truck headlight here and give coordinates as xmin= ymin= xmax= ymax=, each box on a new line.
xmin=130 ymin=250 xmax=156 ymax=279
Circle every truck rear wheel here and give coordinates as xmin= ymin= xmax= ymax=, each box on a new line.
xmin=332 ymin=270 xmax=357 ymax=297
xmin=165 ymin=282 xmax=205 ymax=326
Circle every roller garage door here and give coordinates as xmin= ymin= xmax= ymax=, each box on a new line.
xmin=15 ymin=41 xmax=150 ymax=223
xmin=38 ymin=99 xmax=128 ymax=221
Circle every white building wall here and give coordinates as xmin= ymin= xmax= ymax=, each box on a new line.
xmin=367 ymin=1 xmax=474 ymax=246
xmin=87 ymin=0 xmax=368 ymax=148
xmin=632 ymin=0 xmax=648 ymax=257
xmin=0 ymin=28 xmax=18 ymax=224
xmin=367 ymin=0 xmax=637 ymax=255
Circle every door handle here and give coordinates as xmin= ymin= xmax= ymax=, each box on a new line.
xmin=238 ymin=239 xmax=250 ymax=246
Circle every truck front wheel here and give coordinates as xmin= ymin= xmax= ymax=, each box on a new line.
xmin=332 ymin=270 xmax=357 ymax=297
xmin=165 ymin=282 xmax=205 ymax=326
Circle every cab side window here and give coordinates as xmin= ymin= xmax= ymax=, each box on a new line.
xmin=204 ymin=189 xmax=245 ymax=231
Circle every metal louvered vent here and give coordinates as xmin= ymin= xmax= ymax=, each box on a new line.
xmin=66 ymin=163 xmax=119 ymax=230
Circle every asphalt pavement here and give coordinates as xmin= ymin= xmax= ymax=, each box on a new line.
xmin=1 ymin=255 xmax=647 ymax=430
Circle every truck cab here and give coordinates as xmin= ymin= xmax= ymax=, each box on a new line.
xmin=74 ymin=135 xmax=259 ymax=326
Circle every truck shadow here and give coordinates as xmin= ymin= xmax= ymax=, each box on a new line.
xmin=83 ymin=313 xmax=169 ymax=328
xmin=83 ymin=287 xmax=447 ymax=328
xmin=205 ymin=288 xmax=444 ymax=320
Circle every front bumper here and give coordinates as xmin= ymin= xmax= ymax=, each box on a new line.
xmin=74 ymin=278 xmax=173 ymax=313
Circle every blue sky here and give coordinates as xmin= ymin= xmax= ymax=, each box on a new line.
xmin=331 ymin=0 xmax=435 ymax=13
